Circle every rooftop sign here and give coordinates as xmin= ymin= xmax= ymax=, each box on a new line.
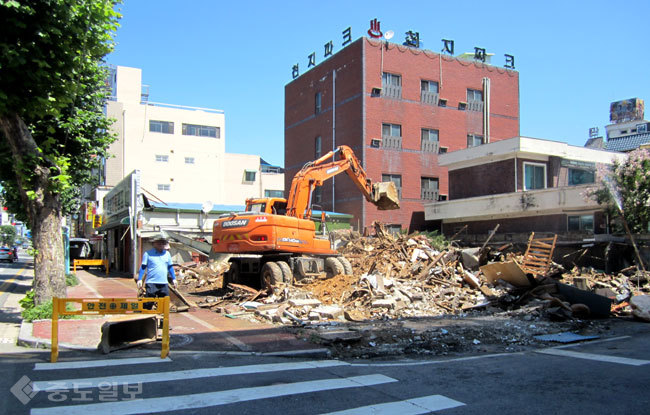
xmin=291 ymin=18 xmax=516 ymax=79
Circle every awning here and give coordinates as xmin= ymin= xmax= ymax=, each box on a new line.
xmin=95 ymin=216 xmax=130 ymax=232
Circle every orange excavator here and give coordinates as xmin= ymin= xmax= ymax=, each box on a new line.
xmin=212 ymin=145 xmax=400 ymax=288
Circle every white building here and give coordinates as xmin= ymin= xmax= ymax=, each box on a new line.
xmin=76 ymin=65 xmax=284 ymax=273
xmin=102 ymin=65 xmax=282 ymax=205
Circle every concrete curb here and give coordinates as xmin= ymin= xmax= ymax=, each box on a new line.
xmin=17 ymin=321 xmax=98 ymax=352
xmin=17 ymin=320 xmax=331 ymax=358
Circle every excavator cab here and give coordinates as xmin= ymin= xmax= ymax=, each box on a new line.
xmin=245 ymin=197 xmax=288 ymax=215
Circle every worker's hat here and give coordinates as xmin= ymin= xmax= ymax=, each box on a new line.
xmin=151 ymin=233 xmax=168 ymax=243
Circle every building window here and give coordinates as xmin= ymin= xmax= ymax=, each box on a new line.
xmin=467 ymin=134 xmax=484 ymax=148
xmin=315 ymin=92 xmax=321 ymax=114
xmin=382 ymin=174 xmax=402 ymax=199
xmin=382 ymin=72 xmax=401 ymax=87
xmin=385 ymin=224 xmax=402 ymax=235
xmin=382 ymin=123 xmax=401 ymax=138
xmin=155 ymin=155 xmax=169 ymax=162
xmin=244 ymin=170 xmax=256 ymax=182
xmin=182 ymin=123 xmax=220 ymax=138
xmin=467 ymin=89 xmax=483 ymax=102
xmin=264 ymin=190 xmax=284 ymax=198
xmin=315 ymin=136 xmax=322 ymax=158
xmin=524 ymin=162 xmax=547 ymax=190
xmin=157 ymin=184 xmax=170 ymax=191
xmin=184 ymin=157 xmax=195 ymax=164
xmin=568 ymin=168 xmax=595 ymax=186
xmin=381 ymin=72 xmax=402 ymax=99
xmin=149 ymin=120 xmax=174 ymax=134
xmin=421 ymin=80 xmax=439 ymax=94
xmin=467 ymin=89 xmax=484 ymax=111
xmin=421 ymin=177 xmax=439 ymax=200
xmin=382 ymin=123 xmax=402 ymax=149
xmin=568 ymin=214 xmax=594 ymax=231
xmin=420 ymin=80 xmax=439 ymax=105
xmin=421 ymin=129 xmax=439 ymax=153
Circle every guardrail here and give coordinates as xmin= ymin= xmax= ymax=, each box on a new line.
xmin=51 ymin=297 xmax=170 ymax=363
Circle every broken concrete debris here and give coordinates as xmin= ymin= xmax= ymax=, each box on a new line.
xmin=173 ymin=229 xmax=649 ymax=357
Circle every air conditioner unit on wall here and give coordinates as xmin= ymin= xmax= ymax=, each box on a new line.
xmin=370 ymin=138 xmax=382 ymax=148
xmin=371 ymin=87 xmax=382 ymax=97
xmin=438 ymin=98 xmax=447 ymax=107
xmin=458 ymin=101 xmax=467 ymax=110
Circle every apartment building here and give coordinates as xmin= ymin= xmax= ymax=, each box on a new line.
xmin=285 ymin=37 xmax=519 ymax=233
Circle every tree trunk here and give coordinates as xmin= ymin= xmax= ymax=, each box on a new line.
xmin=0 ymin=113 xmax=66 ymax=304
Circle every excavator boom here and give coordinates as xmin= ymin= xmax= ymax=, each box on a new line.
xmin=286 ymin=145 xmax=399 ymax=219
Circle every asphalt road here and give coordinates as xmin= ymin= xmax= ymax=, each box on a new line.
xmin=1 ymin=330 xmax=649 ymax=415
xmin=1 ymin=254 xmax=649 ymax=414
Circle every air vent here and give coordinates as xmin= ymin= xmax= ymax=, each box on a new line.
xmin=370 ymin=139 xmax=382 ymax=148
xmin=371 ymin=87 xmax=382 ymax=97
xmin=458 ymin=101 xmax=467 ymax=110
xmin=438 ymin=98 xmax=447 ymax=107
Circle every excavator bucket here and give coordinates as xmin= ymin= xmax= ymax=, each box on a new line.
xmin=372 ymin=182 xmax=401 ymax=210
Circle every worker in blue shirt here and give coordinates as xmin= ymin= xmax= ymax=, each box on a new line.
xmin=137 ymin=235 xmax=177 ymax=308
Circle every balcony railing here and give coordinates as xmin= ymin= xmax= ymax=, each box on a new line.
xmin=421 ymin=188 xmax=439 ymax=201
xmin=381 ymin=85 xmax=402 ymax=99
xmin=381 ymin=135 xmax=402 ymax=149
xmin=468 ymin=100 xmax=484 ymax=112
xmin=421 ymin=140 xmax=439 ymax=153
xmin=420 ymin=90 xmax=439 ymax=106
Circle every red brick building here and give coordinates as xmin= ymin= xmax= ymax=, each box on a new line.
xmin=285 ymin=37 xmax=519 ymax=233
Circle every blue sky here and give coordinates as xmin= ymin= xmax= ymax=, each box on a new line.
xmin=107 ymin=0 xmax=650 ymax=167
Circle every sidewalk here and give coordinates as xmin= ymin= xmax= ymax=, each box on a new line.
xmin=18 ymin=269 xmax=327 ymax=357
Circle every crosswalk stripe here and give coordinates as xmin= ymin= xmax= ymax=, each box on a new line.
xmin=32 ymin=359 xmax=348 ymax=391
xmin=30 ymin=374 xmax=397 ymax=415
xmin=322 ymin=394 xmax=465 ymax=414
xmin=34 ymin=357 xmax=173 ymax=371
xmin=536 ymin=348 xmax=650 ymax=366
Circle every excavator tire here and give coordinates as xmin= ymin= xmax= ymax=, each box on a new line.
xmin=337 ymin=257 xmax=353 ymax=275
xmin=277 ymin=261 xmax=293 ymax=285
xmin=325 ymin=257 xmax=344 ymax=278
xmin=261 ymin=262 xmax=283 ymax=289
xmin=223 ymin=261 xmax=240 ymax=289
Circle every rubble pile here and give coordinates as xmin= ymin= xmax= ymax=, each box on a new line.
xmin=172 ymin=230 xmax=650 ymax=357
xmin=176 ymin=260 xmax=228 ymax=292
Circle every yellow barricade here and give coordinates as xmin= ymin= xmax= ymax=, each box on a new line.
xmin=51 ymin=297 xmax=170 ymax=363
xmin=73 ymin=258 xmax=109 ymax=275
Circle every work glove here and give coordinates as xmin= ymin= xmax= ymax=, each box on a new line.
xmin=137 ymin=280 xmax=142 ymax=289
xmin=172 ymin=280 xmax=178 ymax=289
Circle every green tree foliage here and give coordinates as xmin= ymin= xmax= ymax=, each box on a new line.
xmin=590 ymin=149 xmax=650 ymax=233
xmin=0 ymin=0 xmax=121 ymax=304
xmin=0 ymin=225 xmax=17 ymax=245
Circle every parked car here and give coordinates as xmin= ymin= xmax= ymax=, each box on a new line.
xmin=0 ymin=246 xmax=16 ymax=262
xmin=69 ymin=238 xmax=93 ymax=260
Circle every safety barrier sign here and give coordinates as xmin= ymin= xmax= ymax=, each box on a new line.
xmin=72 ymin=258 xmax=109 ymax=275
xmin=51 ymin=297 xmax=170 ymax=363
